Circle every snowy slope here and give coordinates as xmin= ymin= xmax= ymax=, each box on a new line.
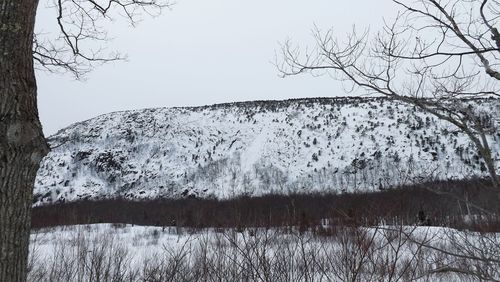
xmin=34 ymin=97 xmax=500 ymax=205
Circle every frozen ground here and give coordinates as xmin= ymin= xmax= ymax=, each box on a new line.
xmin=29 ymin=223 xmax=500 ymax=281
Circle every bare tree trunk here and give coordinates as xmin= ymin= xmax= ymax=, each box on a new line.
xmin=465 ymin=129 xmax=499 ymax=190
xmin=0 ymin=1 xmax=49 ymax=281
xmin=478 ymin=132 xmax=499 ymax=189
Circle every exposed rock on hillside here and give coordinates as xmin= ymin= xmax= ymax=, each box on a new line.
xmin=34 ymin=97 xmax=500 ymax=205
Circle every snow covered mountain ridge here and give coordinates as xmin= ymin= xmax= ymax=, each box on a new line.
xmin=34 ymin=97 xmax=500 ymax=205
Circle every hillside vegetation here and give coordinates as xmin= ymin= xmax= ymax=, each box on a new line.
xmin=34 ymin=97 xmax=500 ymax=205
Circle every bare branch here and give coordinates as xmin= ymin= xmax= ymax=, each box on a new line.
xmin=34 ymin=0 xmax=173 ymax=78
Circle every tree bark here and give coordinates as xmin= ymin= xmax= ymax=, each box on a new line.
xmin=0 ymin=1 xmax=48 ymax=281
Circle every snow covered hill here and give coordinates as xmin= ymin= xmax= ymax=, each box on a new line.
xmin=34 ymin=97 xmax=500 ymax=205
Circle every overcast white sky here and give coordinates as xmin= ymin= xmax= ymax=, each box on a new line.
xmin=36 ymin=0 xmax=397 ymax=135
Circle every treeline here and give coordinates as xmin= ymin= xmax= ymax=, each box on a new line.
xmin=32 ymin=179 xmax=500 ymax=231
xmin=182 ymin=96 xmax=495 ymax=113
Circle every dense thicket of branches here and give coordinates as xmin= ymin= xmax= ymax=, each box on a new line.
xmin=32 ymin=179 xmax=500 ymax=231
xmin=27 ymin=224 xmax=500 ymax=281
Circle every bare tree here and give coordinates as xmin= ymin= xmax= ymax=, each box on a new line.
xmin=0 ymin=0 xmax=170 ymax=281
xmin=278 ymin=0 xmax=499 ymax=188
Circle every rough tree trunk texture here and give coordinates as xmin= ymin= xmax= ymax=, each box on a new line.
xmin=0 ymin=1 xmax=48 ymax=281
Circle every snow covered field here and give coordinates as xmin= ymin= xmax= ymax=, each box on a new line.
xmin=28 ymin=223 xmax=500 ymax=281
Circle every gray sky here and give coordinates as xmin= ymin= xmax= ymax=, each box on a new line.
xmin=36 ymin=0 xmax=397 ymax=135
